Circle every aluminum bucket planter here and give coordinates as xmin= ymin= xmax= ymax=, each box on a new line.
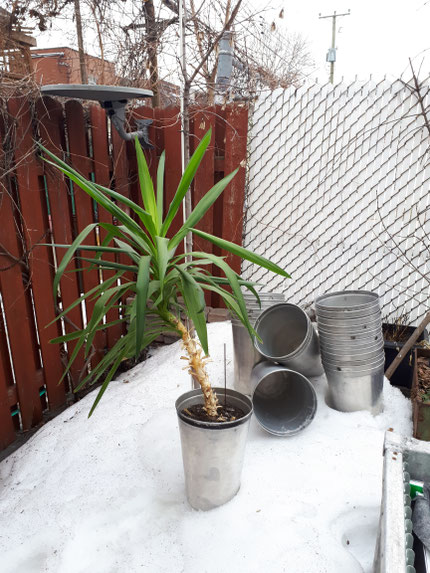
xmin=321 ymin=346 xmax=385 ymax=365
xmin=315 ymin=290 xmax=380 ymax=318
xmin=325 ymin=364 xmax=384 ymax=414
xmin=253 ymin=303 xmax=324 ymax=377
xmin=315 ymin=290 xmax=384 ymax=414
xmin=176 ymin=387 xmax=253 ymax=511
xmin=232 ymin=291 xmax=284 ymax=395
xmin=250 ymin=361 xmax=317 ymax=436
xmin=232 ymin=322 xmax=264 ymax=395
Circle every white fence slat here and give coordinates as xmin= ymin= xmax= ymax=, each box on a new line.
xmin=244 ymin=78 xmax=430 ymax=323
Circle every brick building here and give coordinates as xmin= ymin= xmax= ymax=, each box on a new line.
xmin=31 ymin=45 xmax=179 ymax=106
xmin=31 ymin=47 xmax=116 ymax=86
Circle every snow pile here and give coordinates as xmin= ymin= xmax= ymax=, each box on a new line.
xmin=0 ymin=322 xmax=412 ymax=573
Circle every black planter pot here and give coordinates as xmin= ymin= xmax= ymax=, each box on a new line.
xmin=383 ymin=323 xmax=429 ymax=391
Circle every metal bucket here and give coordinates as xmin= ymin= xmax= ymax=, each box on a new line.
xmin=232 ymin=322 xmax=264 ymax=395
xmin=250 ymin=361 xmax=317 ymax=436
xmin=318 ymin=327 xmax=383 ymax=343
xmin=325 ymin=365 xmax=384 ymax=414
xmin=319 ymin=337 xmax=384 ymax=352
xmin=253 ymin=303 xmax=323 ymax=377
xmin=315 ymin=290 xmax=380 ymax=315
xmin=232 ymin=291 xmax=285 ymax=395
xmin=322 ymin=356 xmax=385 ymax=372
xmin=176 ymin=387 xmax=253 ymax=511
xmin=321 ymin=347 xmax=384 ymax=364
xmin=317 ymin=318 xmax=382 ymax=333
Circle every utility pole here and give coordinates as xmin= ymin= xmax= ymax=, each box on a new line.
xmin=74 ymin=0 xmax=88 ymax=84
xmin=319 ymin=9 xmax=350 ymax=84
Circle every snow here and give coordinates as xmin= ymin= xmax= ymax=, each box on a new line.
xmin=0 ymin=322 xmax=412 ymax=573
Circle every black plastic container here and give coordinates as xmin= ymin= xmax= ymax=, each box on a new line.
xmin=383 ymin=323 xmax=429 ymax=391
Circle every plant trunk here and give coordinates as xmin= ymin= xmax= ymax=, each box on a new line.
xmin=170 ymin=314 xmax=219 ymax=417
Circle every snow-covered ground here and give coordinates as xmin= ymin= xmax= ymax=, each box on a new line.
xmin=0 ymin=322 xmax=412 ymax=573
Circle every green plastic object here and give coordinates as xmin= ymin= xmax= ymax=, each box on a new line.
xmin=410 ymin=479 xmax=424 ymax=500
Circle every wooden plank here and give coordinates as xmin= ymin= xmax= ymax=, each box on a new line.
xmin=211 ymin=106 xmax=227 ymax=307
xmin=65 ymin=100 xmax=106 ymax=363
xmin=153 ymin=107 xmax=165 ymax=155
xmin=222 ymin=105 xmax=248 ymax=275
xmin=191 ymin=107 xmax=216 ymax=304
xmin=162 ymin=107 xmax=183 ymax=252
xmin=0 ymin=180 xmax=43 ymax=430
xmin=7 ymin=96 xmax=67 ymax=409
xmin=0 ymin=101 xmax=19 ymax=447
xmin=0 ymin=98 xmax=43 ymax=430
xmin=36 ymin=96 xmax=87 ymax=389
xmin=132 ymin=105 xmax=157 ymax=182
xmin=111 ymin=113 xmax=135 ymax=296
xmin=0 ymin=301 xmax=16 ymax=448
xmin=89 ymin=104 xmax=123 ymax=349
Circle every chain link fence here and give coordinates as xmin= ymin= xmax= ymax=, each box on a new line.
xmin=242 ymin=79 xmax=430 ymax=324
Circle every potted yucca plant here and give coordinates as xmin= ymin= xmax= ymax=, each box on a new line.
xmin=41 ymin=129 xmax=289 ymax=509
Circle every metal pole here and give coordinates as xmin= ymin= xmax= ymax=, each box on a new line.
xmin=330 ymin=14 xmax=336 ymax=84
xmin=179 ymin=0 xmax=187 ymax=175
xmin=319 ymin=9 xmax=350 ymax=84
xmin=179 ymin=0 xmax=193 ymax=386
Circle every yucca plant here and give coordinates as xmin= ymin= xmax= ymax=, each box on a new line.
xmin=41 ymin=129 xmax=289 ymax=418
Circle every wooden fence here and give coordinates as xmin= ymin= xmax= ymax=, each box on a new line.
xmin=0 ymin=95 xmax=248 ymax=451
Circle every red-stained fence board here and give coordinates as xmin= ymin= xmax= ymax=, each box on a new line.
xmin=222 ymin=106 xmax=248 ymax=275
xmin=36 ymin=96 xmax=87 ymax=388
xmin=0 ymin=302 xmax=16 ymax=448
xmin=162 ymin=107 xmax=183 ymax=252
xmin=191 ymin=108 xmax=216 ymax=304
xmin=210 ymin=108 xmax=227 ymax=307
xmin=65 ymin=100 xmax=106 ymax=363
xmin=89 ymin=105 xmax=123 ymax=348
xmin=8 ymin=96 xmax=67 ymax=409
xmin=0 ymin=187 xmax=43 ymax=430
xmin=153 ymin=107 xmax=165 ymax=154
xmin=0 ymin=104 xmax=21 ymax=445
xmin=132 ymin=106 xmax=157 ymax=183
xmin=111 ymin=118 xmax=135 ymax=288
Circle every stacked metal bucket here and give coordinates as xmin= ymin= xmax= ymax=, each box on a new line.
xmin=232 ymin=291 xmax=285 ymax=396
xmin=315 ymin=290 xmax=384 ymax=414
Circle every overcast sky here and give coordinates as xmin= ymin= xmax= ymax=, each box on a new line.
xmin=34 ymin=0 xmax=430 ymax=85
xmin=263 ymin=0 xmax=430 ymax=83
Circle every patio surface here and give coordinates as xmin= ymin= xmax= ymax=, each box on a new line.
xmin=0 ymin=322 xmax=412 ymax=573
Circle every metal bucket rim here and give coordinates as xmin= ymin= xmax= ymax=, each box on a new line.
xmin=316 ymin=304 xmax=380 ymax=318
xmin=321 ymin=349 xmax=384 ymax=360
xmin=316 ymin=315 xmax=382 ymax=327
xmin=253 ymin=303 xmax=313 ymax=361
xmin=251 ymin=364 xmax=317 ymax=436
xmin=325 ymin=365 xmax=385 ymax=376
xmin=315 ymin=290 xmax=379 ymax=310
xmin=323 ymin=360 xmax=385 ymax=372
xmin=176 ymin=387 xmax=253 ymax=429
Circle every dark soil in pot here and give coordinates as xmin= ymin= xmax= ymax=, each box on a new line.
xmin=182 ymin=403 xmax=245 ymax=422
